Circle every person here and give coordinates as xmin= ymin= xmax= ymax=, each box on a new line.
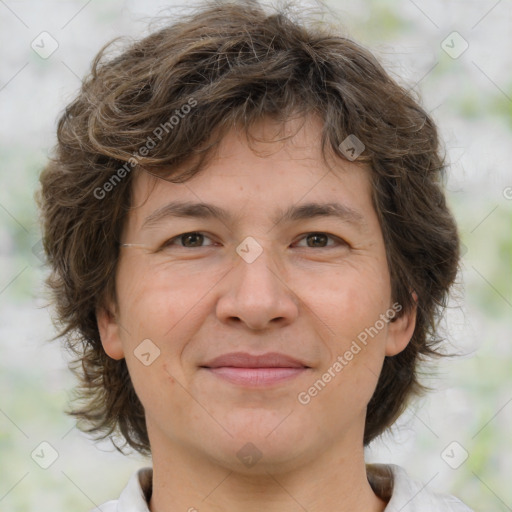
xmin=37 ymin=0 xmax=473 ymax=510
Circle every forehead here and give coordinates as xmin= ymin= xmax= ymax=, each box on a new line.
xmin=127 ymin=116 xmax=376 ymax=232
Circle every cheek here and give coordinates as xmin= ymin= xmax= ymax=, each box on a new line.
xmin=115 ymin=255 xmax=228 ymax=347
xmin=294 ymin=261 xmax=391 ymax=337
xmin=294 ymin=261 xmax=392 ymax=410
xmin=297 ymin=268 xmax=391 ymax=424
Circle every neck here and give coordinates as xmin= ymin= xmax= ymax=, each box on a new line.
xmin=148 ymin=428 xmax=387 ymax=512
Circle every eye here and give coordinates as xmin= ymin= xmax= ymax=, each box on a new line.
xmin=293 ymin=232 xmax=348 ymax=249
xmin=161 ymin=232 xmax=216 ymax=249
xmin=157 ymin=231 xmax=347 ymax=251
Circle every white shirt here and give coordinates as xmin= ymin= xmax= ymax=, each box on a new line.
xmin=95 ymin=464 xmax=473 ymax=511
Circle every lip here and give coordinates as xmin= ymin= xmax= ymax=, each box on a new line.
xmin=201 ymin=352 xmax=309 ymax=369
xmin=200 ymin=352 xmax=310 ymax=387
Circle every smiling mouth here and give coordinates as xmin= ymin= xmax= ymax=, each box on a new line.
xmin=199 ymin=351 xmax=311 ymax=387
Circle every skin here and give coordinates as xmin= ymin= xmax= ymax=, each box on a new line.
xmin=97 ymin=115 xmax=416 ymax=512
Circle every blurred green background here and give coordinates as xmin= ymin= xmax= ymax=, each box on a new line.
xmin=0 ymin=0 xmax=511 ymax=510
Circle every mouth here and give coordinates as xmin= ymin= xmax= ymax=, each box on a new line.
xmin=199 ymin=352 xmax=311 ymax=387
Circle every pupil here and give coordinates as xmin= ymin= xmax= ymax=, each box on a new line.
xmin=308 ymin=233 xmax=327 ymax=247
xmin=184 ymin=233 xmax=203 ymax=247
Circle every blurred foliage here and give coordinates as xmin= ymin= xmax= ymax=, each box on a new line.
xmin=1 ymin=0 xmax=511 ymax=510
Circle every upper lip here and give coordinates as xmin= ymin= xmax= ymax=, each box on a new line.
xmin=201 ymin=352 xmax=309 ymax=369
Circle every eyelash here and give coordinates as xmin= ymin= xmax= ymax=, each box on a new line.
xmin=160 ymin=231 xmax=348 ymax=250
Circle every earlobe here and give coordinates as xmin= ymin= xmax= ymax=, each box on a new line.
xmin=96 ymin=304 xmax=125 ymax=360
xmin=385 ymin=296 xmax=417 ymax=356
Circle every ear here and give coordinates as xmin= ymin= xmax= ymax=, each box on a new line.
xmin=385 ymin=292 xmax=418 ymax=357
xmin=96 ymin=301 xmax=125 ymax=360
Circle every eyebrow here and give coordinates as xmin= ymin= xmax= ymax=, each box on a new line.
xmin=141 ymin=200 xmax=367 ymax=230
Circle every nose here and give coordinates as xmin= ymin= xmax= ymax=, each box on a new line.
xmin=215 ymin=244 xmax=299 ymax=331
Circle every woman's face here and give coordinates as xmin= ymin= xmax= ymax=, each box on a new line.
xmin=97 ymin=115 xmax=415 ymax=474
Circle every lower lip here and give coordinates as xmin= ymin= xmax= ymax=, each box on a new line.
xmin=203 ymin=367 xmax=308 ymax=386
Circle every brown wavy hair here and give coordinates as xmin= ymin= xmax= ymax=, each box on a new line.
xmin=36 ymin=0 xmax=460 ymax=454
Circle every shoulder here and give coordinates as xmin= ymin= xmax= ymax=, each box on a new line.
xmin=367 ymin=463 xmax=474 ymax=512
xmin=92 ymin=500 xmax=118 ymax=512
xmin=91 ymin=467 xmax=153 ymax=512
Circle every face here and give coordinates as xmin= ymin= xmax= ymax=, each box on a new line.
xmin=98 ymin=115 xmax=415 ymax=474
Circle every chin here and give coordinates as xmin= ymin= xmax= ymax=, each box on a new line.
xmin=208 ymin=437 xmax=308 ymax=476
xmin=199 ymin=415 xmax=309 ymax=472
xmin=221 ymin=407 xmax=298 ymax=439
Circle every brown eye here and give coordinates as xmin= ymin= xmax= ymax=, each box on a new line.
xmin=306 ymin=233 xmax=328 ymax=247
xmin=162 ymin=232 xmax=215 ymax=249
xmin=294 ymin=232 xmax=346 ymax=249
xmin=181 ymin=233 xmax=205 ymax=247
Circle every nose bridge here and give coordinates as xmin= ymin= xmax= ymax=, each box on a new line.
xmin=216 ymin=239 xmax=298 ymax=329
xmin=236 ymin=241 xmax=282 ymax=291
